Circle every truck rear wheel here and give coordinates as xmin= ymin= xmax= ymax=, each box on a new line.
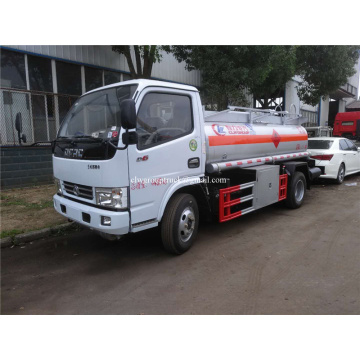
xmin=285 ymin=171 xmax=306 ymax=209
xmin=161 ymin=193 xmax=199 ymax=255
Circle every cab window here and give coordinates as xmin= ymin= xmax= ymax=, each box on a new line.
xmin=137 ymin=92 xmax=193 ymax=150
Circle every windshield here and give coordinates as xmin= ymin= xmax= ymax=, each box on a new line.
xmin=308 ymin=140 xmax=334 ymax=149
xmin=58 ymin=84 xmax=138 ymax=139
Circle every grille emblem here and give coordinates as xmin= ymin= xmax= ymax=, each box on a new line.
xmin=73 ymin=185 xmax=80 ymax=196
xmin=64 ymin=148 xmax=84 ymax=158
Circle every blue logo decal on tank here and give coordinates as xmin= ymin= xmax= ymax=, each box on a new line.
xmin=245 ymin=123 xmax=256 ymax=135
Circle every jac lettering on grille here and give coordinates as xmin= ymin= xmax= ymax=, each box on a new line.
xmin=64 ymin=148 xmax=84 ymax=158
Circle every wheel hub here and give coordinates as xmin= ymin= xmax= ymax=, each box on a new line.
xmin=295 ymin=179 xmax=305 ymax=202
xmin=339 ymin=166 xmax=344 ymax=182
xmin=179 ymin=207 xmax=195 ymax=242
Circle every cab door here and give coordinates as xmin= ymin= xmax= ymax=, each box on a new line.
xmin=127 ymin=88 xmax=203 ymax=227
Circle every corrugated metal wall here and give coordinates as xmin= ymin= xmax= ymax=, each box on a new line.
xmin=6 ymin=45 xmax=201 ymax=86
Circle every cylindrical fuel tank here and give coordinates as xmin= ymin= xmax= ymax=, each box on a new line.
xmin=205 ymin=122 xmax=308 ymax=164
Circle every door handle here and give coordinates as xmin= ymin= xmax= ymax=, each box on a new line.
xmin=188 ymin=157 xmax=200 ymax=168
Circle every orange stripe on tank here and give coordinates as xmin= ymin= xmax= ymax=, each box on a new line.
xmin=208 ymin=134 xmax=307 ymax=147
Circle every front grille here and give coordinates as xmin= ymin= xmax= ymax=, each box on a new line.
xmin=63 ymin=181 xmax=94 ymax=200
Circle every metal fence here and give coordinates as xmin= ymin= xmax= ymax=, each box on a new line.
xmin=300 ymin=109 xmax=319 ymax=127
xmin=0 ymin=88 xmax=79 ymax=146
xmin=1 ymin=88 xmax=323 ymax=146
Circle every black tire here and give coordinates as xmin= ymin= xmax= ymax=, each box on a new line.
xmin=335 ymin=163 xmax=345 ymax=184
xmin=161 ymin=193 xmax=199 ymax=255
xmin=285 ymin=171 xmax=306 ymax=209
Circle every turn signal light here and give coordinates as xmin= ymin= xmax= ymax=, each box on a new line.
xmin=311 ymin=155 xmax=334 ymax=161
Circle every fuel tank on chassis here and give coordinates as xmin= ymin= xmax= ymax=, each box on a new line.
xmin=205 ymin=122 xmax=308 ymax=164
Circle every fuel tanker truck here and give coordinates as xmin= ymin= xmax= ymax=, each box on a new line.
xmin=52 ymin=79 xmax=321 ymax=254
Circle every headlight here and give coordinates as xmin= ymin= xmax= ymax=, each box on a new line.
xmin=95 ymin=187 xmax=128 ymax=209
xmin=54 ymin=178 xmax=62 ymax=195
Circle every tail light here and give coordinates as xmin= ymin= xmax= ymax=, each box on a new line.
xmin=311 ymin=154 xmax=334 ymax=161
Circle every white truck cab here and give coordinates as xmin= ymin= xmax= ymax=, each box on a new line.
xmin=53 ymin=79 xmax=321 ymax=254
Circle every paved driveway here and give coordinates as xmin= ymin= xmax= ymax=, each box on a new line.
xmin=2 ymin=174 xmax=360 ymax=314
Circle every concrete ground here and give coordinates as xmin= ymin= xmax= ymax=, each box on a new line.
xmin=1 ymin=174 xmax=360 ymax=315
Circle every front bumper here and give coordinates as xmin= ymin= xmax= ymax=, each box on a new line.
xmin=53 ymin=194 xmax=130 ymax=235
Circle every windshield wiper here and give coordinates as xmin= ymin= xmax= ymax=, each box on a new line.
xmin=55 ymin=136 xmax=73 ymax=143
xmin=56 ymin=135 xmax=103 ymax=143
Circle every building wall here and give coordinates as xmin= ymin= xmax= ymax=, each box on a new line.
xmin=339 ymin=99 xmax=346 ymax=112
xmin=284 ymin=76 xmax=320 ymax=126
xmin=0 ymin=46 xmax=201 ymax=146
xmin=4 ymin=45 xmax=201 ymax=87
xmin=284 ymin=78 xmax=302 ymax=114
xmin=284 ymin=54 xmax=360 ymax=127
xmin=1 ymin=46 xmax=359 ymax=142
xmin=1 ymin=146 xmax=53 ymax=189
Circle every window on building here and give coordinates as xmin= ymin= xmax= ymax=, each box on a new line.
xmin=30 ymin=94 xmax=57 ymax=141
xmin=300 ymin=110 xmax=318 ymax=126
xmin=0 ymin=49 xmax=27 ymax=89
xmin=137 ymin=92 xmax=193 ymax=149
xmin=104 ymin=70 xmax=120 ymax=85
xmin=85 ymin=67 xmax=103 ymax=92
xmin=56 ymin=61 xmax=82 ymax=95
xmin=28 ymin=55 xmax=53 ymax=93
xmin=123 ymin=73 xmax=131 ymax=81
xmin=46 ymin=95 xmax=56 ymax=140
xmin=31 ymin=94 xmax=48 ymax=141
xmin=58 ymin=95 xmax=78 ymax=125
xmin=0 ymin=91 xmax=32 ymax=145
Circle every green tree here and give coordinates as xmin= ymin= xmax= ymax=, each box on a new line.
xmin=295 ymin=46 xmax=359 ymax=105
xmin=167 ymin=45 xmax=359 ymax=109
xmin=112 ymin=46 xmax=163 ymax=79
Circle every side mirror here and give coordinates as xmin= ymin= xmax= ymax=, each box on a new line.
xmin=122 ymin=131 xmax=138 ymax=145
xmin=120 ymin=99 xmax=136 ymax=130
xmin=15 ymin=113 xmax=25 ymax=145
xmin=15 ymin=113 xmax=22 ymax=133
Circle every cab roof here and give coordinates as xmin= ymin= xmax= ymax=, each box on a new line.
xmin=84 ymin=79 xmax=199 ymax=96
xmin=335 ymin=112 xmax=360 ymax=120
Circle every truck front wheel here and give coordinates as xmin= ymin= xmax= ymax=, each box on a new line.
xmin=285 ymin=171 xmax=306 ymax=209
xmin=161 ymin=193 xmax=199 ymax=255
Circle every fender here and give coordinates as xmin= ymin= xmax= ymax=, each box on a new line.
xmin=157 ymin=175 xmax=205 ymax=221
xmin=283 ymin=161 xmax=312 ymax=189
